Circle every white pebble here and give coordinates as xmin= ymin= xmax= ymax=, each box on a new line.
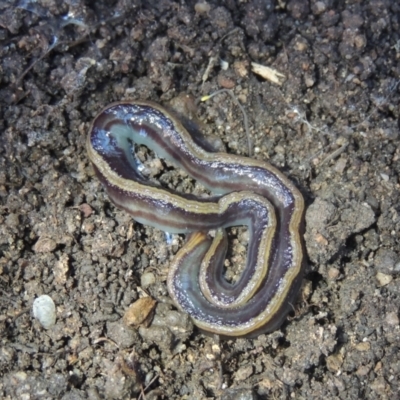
xmin=376 ymin=272 xmax=393 ymax=287
xmin=32 ymin=295 xmax=56 ymax=329
xmin=220 ymin=59 xmax=229 ymax=70
xmin=380 ymin=173 xmax=389 ymax=182
xmin=141 ymin=272 xmax=156 ymax=288
xmin=194 ymin=2 xmax=211 ymax=14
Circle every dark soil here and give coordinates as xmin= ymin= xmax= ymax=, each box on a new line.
xmin=1 ymin=0 xmax=399 ymax=399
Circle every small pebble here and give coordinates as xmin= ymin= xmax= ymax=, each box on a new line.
xmin=326 ymin=353 xmax=343 ymax=373
xmin=32 ymin=295 xmax=56 ymax=329
xmin=328 ymin=267 xmax=340 ymax=280
xmin=356 ymin=364 xmax=371 ymax=376
xmin=315 ymin=233 xmax=328 ymax=246
xmin=217 ymin=72 xmax=236 ymax=89
xmin=220 ymin=59 xmax=229 ymax=70
xmin=380 ymin=173 xmax=389 ymax=182
xmin=123 ymin=297 xmax=157 ymax=328
xmin=141 ymin=272 xmax=156 ymax=288
xmin=194 ymin=2 xmax=211 ymax=15
xmin=334 ymin=157 xmax=347 ymax=174
xmin=33 ymin=237 xmax=57 ymax=253
xmin=79 ymin=203 xmax=93 ymax=217
xmin=233 ymin=364 xmax=253 ymax=381
xmin=355 ymin=341 xmax=370 ymax=352
xmin=376 ymin=272 xmax=393 ymax=287
xmin=233 ymin=60 xmax=249 ymax=78
xmin=385 ymin=312 xmax=399 ymax=326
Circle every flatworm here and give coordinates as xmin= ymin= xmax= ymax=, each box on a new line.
xmin=87 ymin=101 xmax=304 ymax=337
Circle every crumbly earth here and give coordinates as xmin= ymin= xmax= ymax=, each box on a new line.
xmin=0 ymin=0 xmax=399 ymax=399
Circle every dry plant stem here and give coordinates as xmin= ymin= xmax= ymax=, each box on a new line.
xmin=219 ymin=27 xmax=241 ymax=43
xmin=138 ymin=374 xmax=159 ymax=400
xmin=202 ymin=56 xmax=218 ymax=88
xmin=92 ymin=337 xmax=119 ymax=348
xmin=320 ymin=142 xmax=349 ymax=166
xmin=15 ymin=39 xmax=58 ymax=86
xmin=201 ymin=89 xmax=252 ymax=156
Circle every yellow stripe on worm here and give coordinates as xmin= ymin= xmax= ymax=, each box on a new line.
xmin=87 ymin=100 xmax=305 ymax=337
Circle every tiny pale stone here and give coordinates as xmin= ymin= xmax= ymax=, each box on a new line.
xmin=140 ymin=272 xmax=156 ymax=288
xmin=33 ymin=295 xmax=56 ymax=329
xmin=123 ymin=297 xmax=157 ymax=328
xmin=33 ymin=237 xmax=57 ymax=253
xmin=385 ymin=311 xmax=399 ymax=326
xmin=194 ymin=2 xmax=211 ymax=14
xmin=355 ymin=341 xmax=370 ymax=352
xmin=326 ymin=353 xmax=343 ymax=373
xmin=376 ymin=272 xmax=393 ymax=287
xmin=315 ymin=233 xmax=328 ymax=246
xmin=234 ymin=364 xmax=253 ymax=381
xmin=328 ymin=267 xmax=340 ymax=280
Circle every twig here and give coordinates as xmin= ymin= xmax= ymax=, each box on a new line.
xmin=138 ymin=374 xmax=159 ymax=400
xmin=93 ymin=337 xmax=119 ymax=348
xmin=320 ymin=142 xmax=349 ymax=166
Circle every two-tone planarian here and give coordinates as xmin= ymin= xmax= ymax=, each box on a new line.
xmin=87 ymin=101 xmax=304 ymax=337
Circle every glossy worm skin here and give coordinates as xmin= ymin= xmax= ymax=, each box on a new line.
xmin=87 ymin=101 xmax=305 ymax=337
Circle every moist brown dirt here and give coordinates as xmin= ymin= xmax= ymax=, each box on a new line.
xmin=1 ymin=0 xmax=399 ymax=399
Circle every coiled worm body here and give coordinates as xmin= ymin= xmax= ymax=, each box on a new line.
xmin=87 ymin=101 xmax=304 ymax=337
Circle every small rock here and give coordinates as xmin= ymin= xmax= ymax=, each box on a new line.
xmin=138 ymin=325 xmax=174 ymax=351
xmin=195 ymin=2 xmax=211 ymax=15
xmin=104 ymin=356 xmax=141 ymax=399
xmin=234 ymin=364 xmax=253 ymax=381
xmin=33 ymin=237 xmax=57 ymax=253
xmin=32 ymin=295 xmax=56 ymax=329
xmin=326 ymin=353 xmax=343 ymax=373
xmin=376 ymin=272 xmax=393 ymax=287
xmin=356 ymin=364 xmax=371 ymax=376
xmin=217 ymin=72 xmax=236 ymax=89
xmin=233 ymin=60 xmax=249 ymax=78
xmin=140 ymin=272 xmax=156 ymax=288
xmin=79 ymin=203 xmax=93 ymax=217
xmin=385 ymin=312 xmax=399 ymax=326
xmin=327 ymin=267 xmax=340 ymax=280
xmin=374 ymin=248 xmax=399 ymax=274
xmin=54 ymin=254 xmax=69 ymax=285
xmin=123 ymin=297 xmax=157 ymax=328
xmin=107 ymin=321 xmax=138 ymax=348
xmin=355 ymin=341 xmax=370 ymax=352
